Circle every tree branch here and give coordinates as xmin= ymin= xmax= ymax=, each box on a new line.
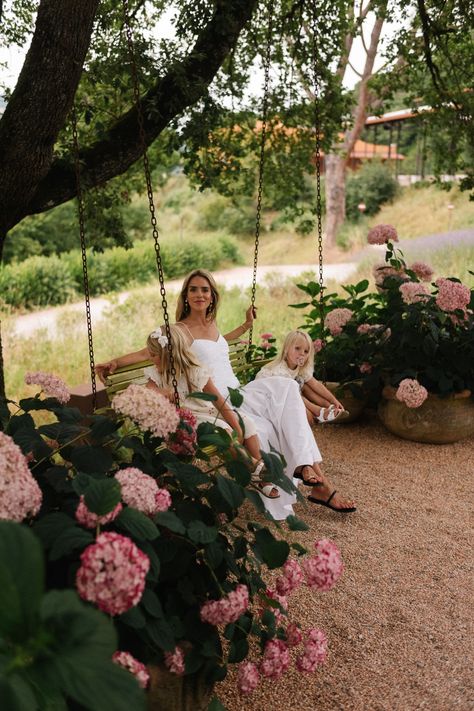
xmin=0 ymin=0 xmax=258 ymax=232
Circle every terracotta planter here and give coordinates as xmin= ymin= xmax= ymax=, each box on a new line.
xmin=147 ymin=665 xmax=213 ymax=711
xmin=324 ymin=381 xmax=368 ymax=423
xmin=378 ymin=387 xmax=474 ymax=444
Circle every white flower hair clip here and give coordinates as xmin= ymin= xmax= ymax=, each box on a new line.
xmin=150 ymin=327 xmax=168 ymax=348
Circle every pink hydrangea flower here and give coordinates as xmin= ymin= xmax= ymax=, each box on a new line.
xmin=200 ymin=584 xmax=249 ymax=626
xmin=396 ymin=378 xmax=428 ymax=409
xmin=112 ymin=384 xmax=180 ymax=439
xmin=325 ymin=308 xmax=352 ymax=336
xmin=262 ymin=587 xmax=288 ymax=622
xmin=399 ymin=281 xmax=430 ymax=305
xmin=167 ymin=408 xmax=197 ymax=456
xmin=24 ymin=371 xmax=70 ymax=403
xmin=76 ymin=532 xmax=150 ymax=616
xmin=275 ymin=559 xmax=304 ymax=596
xmin=303 ymin=539 xmax=344 ymax=592
xmin=75 ymin=495 xmax=122 ymax=529
xmin=112 ymin=651 xmax=150 ymax=689
xmin=260 ymin=639 xmax=290 ymax=679
xmin=261 ymin=333 xmax=273 ymax=340
xmin=296 ymin=628 xmax=328 ymax=673
xmin=312 ymin=339 xmax=323 ymax=353
xmin=373 ymin=263 xmax=406 ymax=286
xmin=237 ymin=661 xmax=260 ymax=695
xmin=367 ymin=224 xmax=398 ymax=245
xmin=359 ymin=362 xmax=372 ymax=374
xmin=164 ymin=646 xmax=185 ymax=675
xmin=409 ymin=261 xmax=434 ymax=282
xmin=435 ymin=279 xmax=471 ymax=313
xmin=0 ymin=432 xmax=42 ymax=522
xmin=286 ymin=622 xmax=303 ymax=647
xmin=115 ymin=468 xmax=171 ymax=516
xmin=357 ymin=323 xmax=372 ymax=334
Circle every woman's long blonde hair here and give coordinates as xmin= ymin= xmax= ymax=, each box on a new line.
xmin=147 ymin=324 xmax=202 ymax=392
xmin=274 ymin=330 xmax=314 ymax=381
xmin=175 ymin=269 xmax=220 ymax=322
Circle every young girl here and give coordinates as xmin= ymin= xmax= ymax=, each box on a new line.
xmin=144 ymin=324 xmax=279 ymax=499
xmin=255 ymin=330 xmax=347 ymax=425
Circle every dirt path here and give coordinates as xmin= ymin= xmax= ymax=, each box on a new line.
xmin=218 ymin=414 xmax=473 ymax=711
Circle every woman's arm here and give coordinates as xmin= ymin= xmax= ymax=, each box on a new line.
xmin=203 ymin=378 xmax=243 ymax=441
xmin=95 ymin=347 xmax=150 ymax=383
xmin=223 ymin=305 xmax=256 ymax=342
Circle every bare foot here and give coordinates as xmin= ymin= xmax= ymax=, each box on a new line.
xmin=309 ymin=484 xmax=356 ymax=511
xmin=294 ymin=464 xmax=323 ymax=486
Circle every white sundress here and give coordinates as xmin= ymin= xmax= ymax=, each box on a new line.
xmin=190 ymin=336 xmax=322 ymax=520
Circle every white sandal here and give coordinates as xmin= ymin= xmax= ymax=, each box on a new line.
xmin=316 ymin=405 xmax=347 ymax=423
xmin=251 ymin=460 xmax=280 ymax=499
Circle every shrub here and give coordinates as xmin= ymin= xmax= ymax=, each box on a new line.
xmin=0 ymin=237 xmax=242 ymax=310
xmin=346 ymin=162 xmax=399 ymax=220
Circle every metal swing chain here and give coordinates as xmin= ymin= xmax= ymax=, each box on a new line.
xmin=249 ymin=0 xmax=274 ymax=348
xmin=121 ymin=0 xmax=180 ymax=408
xmin=71 ymin=105 xmax=97 ymax=410
xmin=311 ymin=14 xmax=326 ymax=382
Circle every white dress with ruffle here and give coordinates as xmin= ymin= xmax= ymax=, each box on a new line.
xmin=190 ymin=336 xmax=322 ymax=520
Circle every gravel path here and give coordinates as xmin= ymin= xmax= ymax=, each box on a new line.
xmin=218 ymin=414 xmax=473 ymax=711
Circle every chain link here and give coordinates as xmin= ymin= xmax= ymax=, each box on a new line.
xmin=311 ymin=15 xmax=326 ymax=382
xmin=249 ymin=0 xmax=274 ymax=347
xmin=71 ymin=105 xmax=97 ymax=410
xmin=122 ymin=0 xmax=180 ymax=407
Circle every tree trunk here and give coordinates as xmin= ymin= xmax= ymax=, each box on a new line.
xmin=324 ymin=153 xmax=347 ymax=248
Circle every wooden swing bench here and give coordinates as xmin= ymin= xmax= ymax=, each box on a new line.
xmin=104 ymin=339 xmax=269 ymax=400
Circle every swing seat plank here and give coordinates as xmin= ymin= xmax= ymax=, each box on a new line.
xmin=104 ymin=339 xmax=270 ymax=400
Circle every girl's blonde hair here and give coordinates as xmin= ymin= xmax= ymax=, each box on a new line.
xmin=147 ymin=324 xmax=202 ymax=392
xmin=276 ymin=330 xmax=314 ymax=380
xmin=175 ymin=269 xmax=220 ymax=322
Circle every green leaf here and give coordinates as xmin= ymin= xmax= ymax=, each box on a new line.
xmin=187 ymin=521 xmax=218 ymax=545
xmin=227 ymin=387 xmax=243 ymax=408
xmin=254 ymin=529 xmax=290 ymax=569
xmin=286 ymin=515 xmax=309 ymax=531
xmin=140 ymin=589 xmax=164 ymax=618
xmin=154 ymin=511 xmax=186 ymax=534
xmin=0 ymin=522 xmax=43 ymax=641
xmin=146 ymin=618 xmax=176 ymax=651
xmin=115 ymin=507 xmax=160 ymax=540
xmin=205 ymin=542 xmax=224 ymax=569
xmin=290 ymin=542 xmax=307 ymax=556
xmin=228 ymin=638 xmax=249 ymax=663
xmin=208 ymin=696 xmax=227 ymax=711
xmin=40 ymin=590 xmax=146 ymax=711
xmin=49 ymin=527 xmax=94 ymax=561
xmin=244 ymin=489 xmax=266 ymax=513
xmin=120 ymin=605 xmax=146 ymax=629
xmin=38 ymin=422 xmax=85 ymax=444
xmin=188 ymin=391 xmax=217 ymax=401
xmin=84 ymin=477 xmax=121 ymax=516
xmin=33 ymin=512 xmax=76 ymax=549
xmin=0 ymin=675 xmax=37 ymax=711
xmin=89 ymin=415 xmax=121 ymax=441
xmin=69 ymin=445 xmax=114 ymax=474
xmin=216 ymin=475 xmax=244 ymax=509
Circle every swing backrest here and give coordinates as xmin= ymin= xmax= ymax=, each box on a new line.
xmin=104 ymin=339 xmax=265 ymax=400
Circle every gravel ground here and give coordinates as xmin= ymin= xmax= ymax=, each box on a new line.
xmin=218 ymin=414 xmax=474 ymax=711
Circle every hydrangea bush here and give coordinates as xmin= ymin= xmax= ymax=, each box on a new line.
xmin=291 ymin=225 xmax=474 ymax=406
xmin=0 ymin=373 xmax=344 ymax=709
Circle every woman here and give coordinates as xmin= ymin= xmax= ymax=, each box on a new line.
xmin=96 ymin=269 xmax=356 ymax=518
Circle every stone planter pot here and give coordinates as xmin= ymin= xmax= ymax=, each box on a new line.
xmin=147 ymin=665 xmax=213 ymax=711
xmin=324 ymin=381 xmax=368 ymax=423
xmin=378 ymin=387 xmax=474 ymax=444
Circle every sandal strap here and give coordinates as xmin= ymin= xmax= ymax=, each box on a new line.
xmin=326 ymin=490 xmax=337 ymax=505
